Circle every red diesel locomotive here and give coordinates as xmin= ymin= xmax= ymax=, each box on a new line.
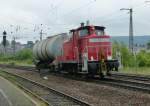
xmin=33 ymin=23 xmax=119 ymax=78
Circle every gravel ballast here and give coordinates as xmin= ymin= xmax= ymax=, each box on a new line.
xmin=1 ymin=68 xmax=150 ymax=106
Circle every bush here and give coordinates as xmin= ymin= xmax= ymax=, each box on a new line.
xmin=112 ymin=41 xmax=150 ymax=67
xmin=137 ymin=50 xmax=150 ymax=67
xmin=0 ymin=48 xmax=33 ymax=65
xmin=15 ymin=48 xmax=33 ymax=60
xmin=0 ymin=54 xmax=14 ymax=61
xmin=112 ymin=41 xmax=135 ymax=67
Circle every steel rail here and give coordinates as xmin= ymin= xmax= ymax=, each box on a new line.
xmin=111 ymin=73 xmax=150 ymax=81
xmin=0 ymin=70 xmax=92 ymax=106
xmin=0 ymin=64 xmax=35 ymax=71
xmin=1 ymin=64 xmax=150 ymax=82
xmin=98 ymin=77 xmax=150 ymax=93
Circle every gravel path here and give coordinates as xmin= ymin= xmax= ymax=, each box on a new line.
xmin=1 ymin=68 xmax=150 ymax=106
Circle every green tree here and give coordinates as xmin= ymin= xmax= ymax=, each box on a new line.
xmin=112 ymin=40 xmax=120 ymax=58
xmin=112 ymin=41 xmax=135 ymax=67
xmin=120 ymin=43 xmax=134 ymax=67
xmin=147 ymin=41 xmax=150 ymax=49
xmin=137 ymin=50 xmax=150 ymax=67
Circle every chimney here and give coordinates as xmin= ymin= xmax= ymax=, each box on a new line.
xmin=86 ymin=20 xmax=90 ymax=26
xmin=81 ymin=22 xmax=84 ymax=27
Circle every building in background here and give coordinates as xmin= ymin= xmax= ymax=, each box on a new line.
xmin=0 ymin=40 xmax=35 ymax=54
xmin=26 ymin=41 xmax=34 ymax=49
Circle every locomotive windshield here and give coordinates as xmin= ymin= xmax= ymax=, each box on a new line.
xmin=78 ymin=26 xmax=105 ymax=37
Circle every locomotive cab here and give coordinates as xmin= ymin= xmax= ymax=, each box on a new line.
xmin=59 ymin=24 xmax=119 ymax=78
xmin=76 ymin=25 xmax=118 ymax=77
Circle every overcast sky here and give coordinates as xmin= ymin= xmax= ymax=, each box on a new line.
xmin=0 ymin=0 xmax=150 ymax=43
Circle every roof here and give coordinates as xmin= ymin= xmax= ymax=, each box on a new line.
xmin=77 ymin=25 xmax=105 ymax=31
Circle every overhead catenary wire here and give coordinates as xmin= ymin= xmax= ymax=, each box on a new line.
xmin=61 ymin=0 xmax=96 ymax=17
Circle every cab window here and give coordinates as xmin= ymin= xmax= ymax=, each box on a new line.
xmin=95 ymin=29 xmax=104 ymax=36
xmin=79 ymin=29 xmax=88 ymax=37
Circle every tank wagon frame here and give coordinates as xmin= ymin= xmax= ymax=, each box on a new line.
xmin=33 ymin=23 xmax=119 ymax=78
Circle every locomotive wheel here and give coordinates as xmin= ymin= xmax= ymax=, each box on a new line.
xmin=115 ymin=67 xmax=118 ymax=71
xmin=38 ymin=69 xmax=41 ymax=73
xmin=86 ymin=74 xmax=94 ymax=79
xmin=106 ymin=72 xmax=111 ymax=76
xmin=99 ymin=73 xmax=104 ymax=79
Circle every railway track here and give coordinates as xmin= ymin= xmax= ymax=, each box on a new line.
xmin=0 ymin=64 xmax=150 ymax=94
xmin=98 ymin=77 xmax=150 ymax=93
xmin=0 ymin=64 xmax=35 ymax=71
xmin=111 ymin=72 xmax=150 ymax=81
xmin=45 ymin=72 xmax=150 ymax=93
xmin=1 ymin=64 xmax=150 ymax=81
xmin=0 ymin=70 xmax=91 ymax=106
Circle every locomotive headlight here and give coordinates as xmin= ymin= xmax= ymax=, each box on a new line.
xmin=107 ymin=56 xmax=112 ymax=60
xmin=90 ymin=56 xmax=94 ymax=61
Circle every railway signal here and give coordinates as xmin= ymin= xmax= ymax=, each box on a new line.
xmin=2 ymin=30 xmax=7 ymax=53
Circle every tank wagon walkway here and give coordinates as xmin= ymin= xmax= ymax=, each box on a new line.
xmin=0 ymin=76 xmax=37 ymax=106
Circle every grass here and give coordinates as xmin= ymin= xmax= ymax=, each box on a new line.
xmin=0 ymin=59 xmax=34 ymax=66
xmin=0 ymin=58 xmax=150 ymax=75
xmin=119 ymin=67 xmax=150 ymax=75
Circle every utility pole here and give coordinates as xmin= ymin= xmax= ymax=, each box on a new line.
xmin=120 ymin=8 xmax=134 ymax=54
xmin=40 ymin=29 xmax=43 ymax=41
xmin=13 ymin=37 xmax=16 ymax=54
xmin=39 ymin=24 xmax=46 ymax=41
xmin=10 ymin=31 xmax=16 ymax=55
xmin=10 ymin=25 xmax=16 ymax=54
xmin=40 ymin=24 xmax=43 ymax=41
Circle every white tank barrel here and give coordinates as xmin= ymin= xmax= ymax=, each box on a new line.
xmin=33 ymin=33 xmax=68 ymax=62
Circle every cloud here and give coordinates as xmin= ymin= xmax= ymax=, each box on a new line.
xmin=0 ymin=0 xmax=150 ymax=43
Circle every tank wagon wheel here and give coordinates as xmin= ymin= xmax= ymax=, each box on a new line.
xmin=35 ymin=64 xmax=41 ymax=73
xmin=86 ymin=73 xmax=95 ymax=79
xmin=106 ymin=72 xmax=111 ymax=76
xmin=38 ymin=69 xmax=41 ymax=73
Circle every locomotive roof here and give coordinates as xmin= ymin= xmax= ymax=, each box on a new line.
xmin=77 ymin=25 xmax=105 ymax=30
xmin=70 ymin=25 xmax=105 ymax=32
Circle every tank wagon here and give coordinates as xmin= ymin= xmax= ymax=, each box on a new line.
xmin=33 ymin=23 xmax=119 ymax=78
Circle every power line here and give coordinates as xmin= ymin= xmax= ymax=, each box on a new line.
xmin=92 ymin=0 xmax=147 ymax=24
xmin=62 ymin=0 xmax=96 ymax=17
